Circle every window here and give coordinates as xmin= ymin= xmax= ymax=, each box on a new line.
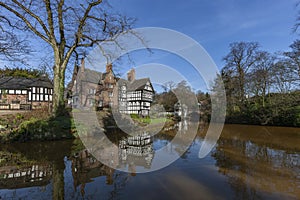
xmin=108 ymin=83 xmax=113 ymax=88
xmin=89 ymin=88 xmax=96 ymax=94
xmin=45 ymin=88 xmax=48 ymax=94
xmin=40 ymin=94 xmax=44 ymax=101
xmin=45 ymin=95 xmax=48 ymax=101
xmin=109 ymin=92 xmax=113 ymax=97
xmin=22 ymin=90 xmax=27 ymax=94
xmin=16 ymin=90 xmax=21 ymax=94
xmin=89 ymin=99 xmax=94 ymax=106
xmin=40 ymin=88 xmax=44 ymax=93
xmin=8 ymin=90 xmax=14 ymax=94
xmin=32 ymin=87 xmax=36 ymax=93
xmin=99 ymin=100 xmax=103 ymax=107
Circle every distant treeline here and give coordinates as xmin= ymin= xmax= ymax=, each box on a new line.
xmin=155 ymin=41 xmax=300 ymax=127
xmin=216 ymin=41 xmax=300 ymax=127
xmin=0 ymin=67 xmax=47 ymax=78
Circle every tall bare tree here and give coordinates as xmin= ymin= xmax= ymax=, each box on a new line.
xmin=284 ymin=40 xmax=300 ymax=77
xmin=0 ymin=0 xmax=135 ymax=116
xmin=223 ymin=42 xmax=260 ymax=103
xmin=247 ymin=51 xmax=274 ymax=107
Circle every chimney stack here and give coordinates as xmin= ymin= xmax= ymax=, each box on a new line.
xmin=106 ymin=63 xmax=113 ymax=73
xmin=80 ymin=58 xmax=85 ymax=73
xmin=127 ymin=68 xmax=135 ymax=82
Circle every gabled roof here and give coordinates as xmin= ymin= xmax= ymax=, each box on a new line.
xmin=127 ymin=78 xmax=151 ymax=91
xmin=117 ymin=78 xmax=129 ymax=86
xmin=0 ymin=76 xmax=53 ymax=89
xmin=81 ymin=68 xmax=102 ymax=84
xmin=117 ymin=78 xmax=153 ymax=92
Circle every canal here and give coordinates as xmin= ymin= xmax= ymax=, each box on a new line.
xmin=0 ymin=124 xmax=299 ymax=200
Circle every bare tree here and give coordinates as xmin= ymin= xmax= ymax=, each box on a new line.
xmin=247 ymin=51 xmax=274 ymax=107
xmin=0 ymin=0 xmax=135 ymax=116
xmin=0 ymin=16 xmax=29 ymax=62
xmin=223 ymin=42 xmax=260 ymax=103
xmin=271 ymin=59 xmax=299 ymax=93
xmin=284 ymin=40 xmax=300 ymax=77
xmin=293 ymin=1 xmax=300 ymax=33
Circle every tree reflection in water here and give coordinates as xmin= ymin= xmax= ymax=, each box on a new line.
xmin=212 ymin=124 xmax=300 ymax=199
xmin=0 ymin=124 xmax=299 ymax=200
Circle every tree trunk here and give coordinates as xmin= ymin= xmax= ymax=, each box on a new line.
xmin=238 ymin=68 xmax=245 ymax=102
xmin=52 ymin=44 xmax=68 ymax=117
xmin=52 ymin=65 xmax=66 ymax=116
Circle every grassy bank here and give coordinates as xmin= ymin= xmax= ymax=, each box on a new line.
xmin=0 ymin=109 xmax=76 ymax=143
xmin=0 ymin=109 xmax=176 ymax=143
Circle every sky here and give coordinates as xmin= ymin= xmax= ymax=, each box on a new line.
xmin=1 ymin=1 xmax=299 ymax=92
xmin=111 ymin=0 xmax=298 ymax=66
xmin=102 ymin=0 xmax=299 ymax=92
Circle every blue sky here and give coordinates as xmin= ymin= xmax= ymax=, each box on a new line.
xmin=1 ymin=1 xmax=299 ymax=92
xmin=106 ymin=0 xmax=299 ymax=92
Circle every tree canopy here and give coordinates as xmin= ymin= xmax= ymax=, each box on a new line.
xmin=0 ymin=67 xmax=45 ymax=78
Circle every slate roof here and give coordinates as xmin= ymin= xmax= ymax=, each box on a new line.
xmin=117 ymin=78 xmax=129 ymax=86
xmin=82 ymin=69 xmax=102 ymax=84
xmin=117 ymin=78 xmax=152 ymax=91
xmin=0 ymin=76 xmax=53 ymax=89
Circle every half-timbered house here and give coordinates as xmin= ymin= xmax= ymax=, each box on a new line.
xmin=118 ymin=69 xmax=154 ymax=116
xmin=70 ymin=59 xmax=154 ymax=115
xmin=0 ymin=76 xmax=53 ymax=110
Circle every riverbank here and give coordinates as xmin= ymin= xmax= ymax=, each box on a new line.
xmin=0 ymin=109 xmax=175 ymax=143
xmin=1 ymin=108 xmax=299 ymax=143
xmin=0 ymin=109 xmax=76 ymax=143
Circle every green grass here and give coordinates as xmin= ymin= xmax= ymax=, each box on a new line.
xmin=0 ymin=111 xmax=77 ymax=143
xmin=132 ymin=116 xmax=170 ymax=125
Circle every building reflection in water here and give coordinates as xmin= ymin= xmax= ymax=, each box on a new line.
xmin=1 ymin=125 xmax=299 ymax=199
xmin=119 ymin=132 xmax=154 ymax=172
xmin=71 ymin=132 xmax=154 ymax=196
xmin=0 ymin=163 xmax=52 ymax=189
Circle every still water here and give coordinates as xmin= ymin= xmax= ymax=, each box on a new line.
xmin=0 ymin=124 xmax=299 ymax=200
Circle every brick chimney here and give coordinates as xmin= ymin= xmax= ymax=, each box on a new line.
xmin=106 ymin=63 xmax=113 ymax=72
xmin=80 ymin=58 xmax=85 ymax=73
xmin=127 ymin=68 xmax=135 ymax=82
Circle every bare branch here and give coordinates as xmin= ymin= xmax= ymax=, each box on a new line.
xmin=12 ymin=0 xmax=51 ymax=38
xmin=0 ymin=1 xmax=51 ymax=43
xmin=44 ymin=0 xmax=55 ymax=43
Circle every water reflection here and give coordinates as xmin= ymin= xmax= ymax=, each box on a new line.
xmin=212 ymin=125 xmax=300 ymax=200
xmin=0 ymin=162 xmax=52 ymax=189
xmin=119 ymin=133 xmax=154 ymax=171
xmin=0 ymin=124 xmax=299 ymax=200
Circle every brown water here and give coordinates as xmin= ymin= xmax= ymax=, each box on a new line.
xmin=0 ymin=124 xmax=299 ymax=200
